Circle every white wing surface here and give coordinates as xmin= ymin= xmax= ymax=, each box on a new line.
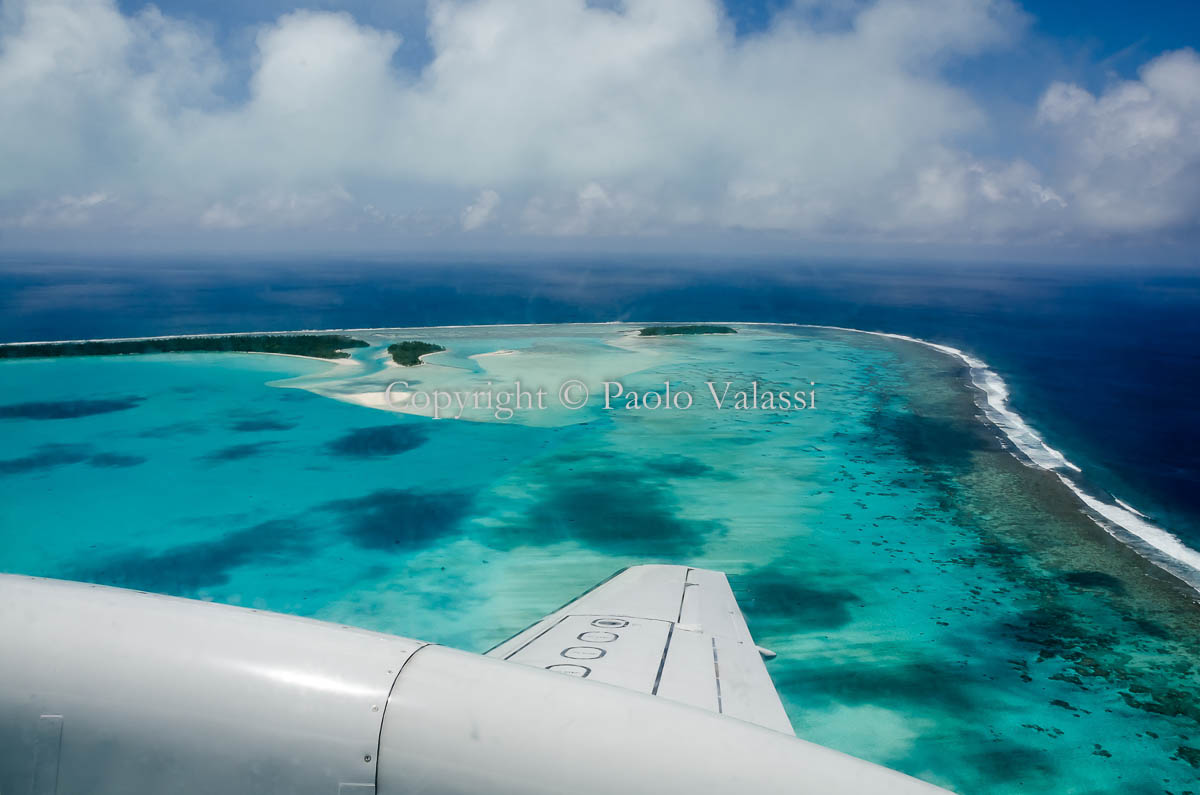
xmin=486 ymin=564 xmax=794 ymax=735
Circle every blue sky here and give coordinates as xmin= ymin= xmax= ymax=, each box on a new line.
xmin=119 ymin=0 xmax=1199 ymax=63
xmin=1012 ymin=0 xmax=1198 ymax=65
xmin=2 ymin=0 xmax=1198 ymax=261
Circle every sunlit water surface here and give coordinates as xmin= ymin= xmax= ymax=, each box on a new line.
xmin=1 ymin=324 xmax=1198 ymax=794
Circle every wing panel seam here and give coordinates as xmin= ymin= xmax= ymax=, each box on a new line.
xmin=711 ymin=636 xmax=723 ymax=714
xmin=503 ymin=615 xmax=570 ymax=660
xmin=650 ymin=621 xmax=676 ymax=696
xmin=675 ymin=567 xmax=694 ymax=623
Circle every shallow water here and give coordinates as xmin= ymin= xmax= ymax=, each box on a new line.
xmin=1 ymin=324 xmax=1198 ymax=794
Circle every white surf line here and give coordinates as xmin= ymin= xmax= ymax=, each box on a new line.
xmin=785 ymin=323 xmax=1200 ymax=587
xmin=1056 ymin=475 xmax=1200 ymax=584
xmin=1114 ymin=497 xmax=1150 ymax=519
xmin=812 ymin=326 xmax=1079 ymax=472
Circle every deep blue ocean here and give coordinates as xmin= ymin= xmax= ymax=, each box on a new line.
xmin=2 ymin=256 xmax=1197 ymax=549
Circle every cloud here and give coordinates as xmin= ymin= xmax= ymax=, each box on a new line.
xmin=461 ymin=188 xmax=500 ymax=230
xmin=199 ymin=187 xmax=353 ymax=229
xmin=2 ymin=192 xmax=114 ymax=229
xmin=1037 ymin=48 xmax=1200 ymax=234
xmin=0 ymin=0 xmax=1195 ymax=252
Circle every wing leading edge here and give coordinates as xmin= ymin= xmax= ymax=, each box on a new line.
xmin=486 ymin=564 xmax=794 ymax=735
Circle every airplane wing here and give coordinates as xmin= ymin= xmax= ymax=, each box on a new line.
xmin=486 ymin=564 xmax=794 ymax=735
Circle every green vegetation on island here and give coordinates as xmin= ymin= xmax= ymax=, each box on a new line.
xmin=387 ymin=341 xmax=446 ymax=366
xmin=0 ymin=334 xmax=370 ymax=360
xmin=638 ymin=325 xmax=737 ymax=336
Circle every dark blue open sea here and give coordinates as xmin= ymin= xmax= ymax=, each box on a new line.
xmin=2 ymin=257 xmax=1197 ymax=549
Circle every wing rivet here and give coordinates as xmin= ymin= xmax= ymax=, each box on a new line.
xmin=364 ymin=755 xmax=372 ymax=763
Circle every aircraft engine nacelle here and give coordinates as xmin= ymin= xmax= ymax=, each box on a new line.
xmin=0 ymin=575 xmax=948 ymax=794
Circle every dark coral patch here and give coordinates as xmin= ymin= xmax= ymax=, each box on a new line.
xmin=75 ymin=519 xmax=309 ymax=594
xmin=736 ymin=572 xmax=861 ymax=629
xmin=88 ymin=453 xmax=146 ymax=468
xmin=486 ymin=461 xmax=721 ymax=556
xmin=646 ymin=455 xmax=717 ymax=478
xmin=325 ymin=424 xmax=428 ymax=458
xmin=0 ymin=444 xmax=92 ymax=475
xmin=0 ymin=445 xmax=146 ymax=474
xmin=0 ymin=396 xmax=144 ymax=420
xmin=774 ymin=659 xmax=977 ymax=715
xmin=553 ymin=450 xmax=619 ymax=465
xmin=479 ymin=445 xmax=730 ymax=555
xmin=202 ymin=442 xmax=278 ymax=463
xmin=960 ymin=744 xmax=1057 ymax=785
xmin=320 ymin=489 xmax=473 ymax=550
xmin=1062 ymin=570 xmax=1125 ymax=592
xmin=873 ymin=410 xmax=988 ymax=471
xmin=231 ymin=417 xmax=297 ymax=433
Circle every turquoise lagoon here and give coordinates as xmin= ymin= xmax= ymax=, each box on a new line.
xmin=1 ymin=324 xmax=1198 ymax=794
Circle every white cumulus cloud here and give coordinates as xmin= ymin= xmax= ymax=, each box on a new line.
xmin=0 ymin=0 xmax=1196 ymax=253
xmin=1037 ymin=48 xmax=1200 ymax=234
xmin=461 ymin=188 xmax=500 ymax=230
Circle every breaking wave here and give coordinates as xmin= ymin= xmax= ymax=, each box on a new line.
xmin=810 ymin=325 xmax=1200 ymax=592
